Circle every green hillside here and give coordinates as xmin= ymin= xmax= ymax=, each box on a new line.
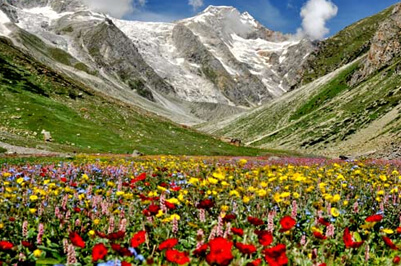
xmin=0 ymin=36 xmax=269 ymax=156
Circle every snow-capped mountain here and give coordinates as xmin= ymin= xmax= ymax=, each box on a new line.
xmin=0 ymin=0 xmax=314 ymax=124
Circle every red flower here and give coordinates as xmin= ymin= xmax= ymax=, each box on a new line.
xmin=111 ymin=243 xmax=132 ymax=256
xmin=343 ymin=228 xmax=363 ymax=249
xmin=21 ymin=241 xmax=34 ymax=250
xmin=92 ymin=243 xmax=108 ymax=262
xmin=231 ymin=227 xmax=244 ymax=237
xmin=235 ymin=242 xmax=257 ymax=255
xmin=193 ymin=243 xmax=208 ymax=257
xmin=206 ymin=237 xmax=234 ymax=266
xmin=279 ymin=216 xmax=296 ymax=232
xmin=122 ymin=262 xmax=131 ymax=266
xmin=317 ymin=218 xmax=331 ymax=227
xmin=394 ymin=256 xmax=401 ymax=264
xmin=365 ymin=214 xmax=383 ymax=223
xmin=96 ymin=231 xmax=107 ymax=238
xmin=263 ymin=244 xmax=288 ymax=266
xmin=165 ymin=201 xmax=176 ymax=210
xmin=247 ymin=258 xmax=263 ymax=266
xmin=69 ymin=232 xmax=85 ymax=248
xmin=248 ymin=216 xmax=264 ymax=226
xmin=256 ymin=230 xmax=273 ymax=246
xmin=197 ymin=199 xmax=214 ymax=209
xmin=60 ymin=177 xmax=67 ymax=183
xmin=158 ymin=238 xmax=179 ymax=251
xmin=383 ymin=236 xmax=398 ymax=250
xmin=166 ymin=249 xmax=190 ymax=265
xmin=131 ymin=173 xmax=146 ymax=183
xmin=313 ymin=231 xmax=327 ymax=240
xmin=397 ymin=227 xmax=401 ymax=234
xmin=131 ymin=231 xmax=146 ymax=248
xmin=107 ymin=231 xmax=125 ymax=241
xmin=73 ymin=207 xmax=81 ymax=213
xmin=223 ymin=214 xmax=237 ymax=223
xmin=148 ymin=204 xmax=160 ymax=215
xmin=0 ymin=241 xmax=13 ymax=250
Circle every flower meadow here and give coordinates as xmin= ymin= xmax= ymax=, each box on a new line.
xmin=1 ymin=156 xmax=401 ymax=265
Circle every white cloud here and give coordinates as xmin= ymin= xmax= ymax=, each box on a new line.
xmin=188 ymin=0 xmax=204 ymax=11
xmin=82 ymin=0 xmax=146 ymax=18
xmin=296 ymin=0 xmax=338 ymax=40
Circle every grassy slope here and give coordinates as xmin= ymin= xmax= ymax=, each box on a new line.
xmin=0 ymin=36 xmax=271 ymax=156
xmin=215 ymin=57 xmax=401 ymax=155
xmin=301 ymin=5 xmax=393 ymax=84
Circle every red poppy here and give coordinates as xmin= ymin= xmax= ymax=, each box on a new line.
xmin=383 ymin=236 xmax=398 ymax=250
xmin=235 ymin=242 xmax=257 ymax=255
xmin=171 ymin=186 xmax=181 ymax=192
xmin=223 ymin=214 xmax=237 ymax=223
xmin=92 ymin=243 xmax=108 ymax=262
xmin=131 ymin=231 xmax=146 ymax=248
xmin=193 ymin=243 xmax=208 ymax=257
xmin=165 ymin=201 xmax=176 ymax=210
xmin=397 ymin=227 xmax=401 ymax=234
xmin=317 ymin=218 xmax=331 ymax=227
xmin=365 ymin=214 xmax=383 ymax=223
xmin=121 ymin=262 xmax=131 ymax=266
xmin=148 ymin=204 xmax=160 ymax=215
xmin=313 ymin=231 xmax=327 ymax=240
xmin=279 ymin=216 xmax=296 ymax=232
xmin=21 ymin=241 xmax=34 ymax=250
xmin=60 ymin=177 xmax=67 ymax=183
xmin=0 ymin=241 xmax=13 ymax=250
xmin=197 ymin=199 xmax=214 ymax=209
xmin=319 ymin=264 xmax=327 ymax=266
xmin=394 ymin=256 xmax=401 ymax=264
xmin=263 ymin=244 xmax=288 ymax=266
xmin=73 ymin=207 xmax=81 ymax=213
xmin=206 ymin=237 xmax=234 ymax=266
xmin=158 ymin=238 xmax=179 ymax=251
xmin=256 ymin=230 xmax=273 ymax=246
xmin=248 ymin=216 xmax=264 ymax=226
xmin=247 ymin=258 xmax=263 ymax=266
xmin=107 ymin=231 xmax=125 ymax=241
xmin=69 ymin=232 xmax=85 ymax=248
xmin=96 ymin=231 xmax=107 ymax=238
xmin=165 ymin=249 xmax=190 ymax=265
xmin=111 ymin=243 xmax=131 ymax=256
xmin=343 ymin=228 xmax=363 ymax=249
xmin=231 ymin=227 xmax=244 ymax=237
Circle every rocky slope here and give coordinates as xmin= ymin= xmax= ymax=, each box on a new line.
xmin=200 ymin=3 xmax=401 ymax=159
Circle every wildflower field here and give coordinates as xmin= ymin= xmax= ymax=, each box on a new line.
xmin=0 ymin=156 xmax=401 ymax=265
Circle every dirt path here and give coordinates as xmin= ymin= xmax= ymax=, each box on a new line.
xmin=0 ymin=141 xmax=62 ymax=155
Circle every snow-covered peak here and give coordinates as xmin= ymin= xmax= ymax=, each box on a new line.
xmin=201 ymin=5 xmax=238 ymax=15
xmin=0 ymin=9 xmax=12 ymax=36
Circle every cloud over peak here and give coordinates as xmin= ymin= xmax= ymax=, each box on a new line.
xmin=188 ymin=0 xmax=204 ymax=11
xmin=82 ymin=0 xmax=146 ymax=18
xmin=297 ymin=0 xmax=338 ymax=40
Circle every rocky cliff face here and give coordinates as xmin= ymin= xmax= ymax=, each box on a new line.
xmin=351 ymin=3 xmax=401 ymax=84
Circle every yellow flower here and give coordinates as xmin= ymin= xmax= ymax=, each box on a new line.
xmin=29 ymin=208 xmax=37 ymax=214
xmin=331 ymin=207 xmax=340 ymax=217
xmin=331 ymin=194 xmax=341 ymax=203
xmin=382 ymin=228 xmax=394 ymax=234
xmin=17 ymin=178 xmax=24 ymax=184
xmin=88 ymin=230 xmax=95 ymax=237
xmin=257 ymin=189 xmax=267 ymax=197
xmin=293 ymin=192 xmax=300 ymax=199
xmin=170 ymin=214 xmax=180 ymax=221
xmin=0 ymin=223 xmax=3 ymax=229
xmin=93 ymin=219 xmax=100 ymax=225
xmin=379 ymin=175 xmax=387 ymax=182
xmin=221 ymin=205 xmax=229 ymax=212
xmin=29 ymin=195 xmax=38 ymax=202
xmin=207 ymin=178 xmax=218 ymax=185
xmin=33 ymin=249 xmax=42 ymax=258
xmin=188 ymin=178 xmax=199 ymax=185
xmin=243 ymin=196 xmax=250 ymax=204
xmin=280 ymin=192 xmax=290 ymax=198
xmin=116 ymin=191 xmax=125 ymax=197
xmin=82 ymin=174 xmax=89 ymax=181
xmin=107 ymin=181 xmax=115 ymax=187
xmin=229 ymin=190 xmax=240 ymax=197
xmin=166 ymin=198 xmax=180 ymax=205
xmin=156 ymin=210 xmax=164 ymax=217
xmin=343 ymin=200 xmax=349 ymax=206
xmin=260 ymin=182 xmax=268 ymax=188
xmin=2 ymin=173 xmax=11 ymax=178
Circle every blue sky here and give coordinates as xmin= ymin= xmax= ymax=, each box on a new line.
xmin=125 ymin=0 xmax=399 ymax=36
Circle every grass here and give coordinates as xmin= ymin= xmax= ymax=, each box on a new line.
xmin=0 ymin=37 xmax=281 ymax=157
xmin=0 ymin=147 xmax=7 ymax=153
